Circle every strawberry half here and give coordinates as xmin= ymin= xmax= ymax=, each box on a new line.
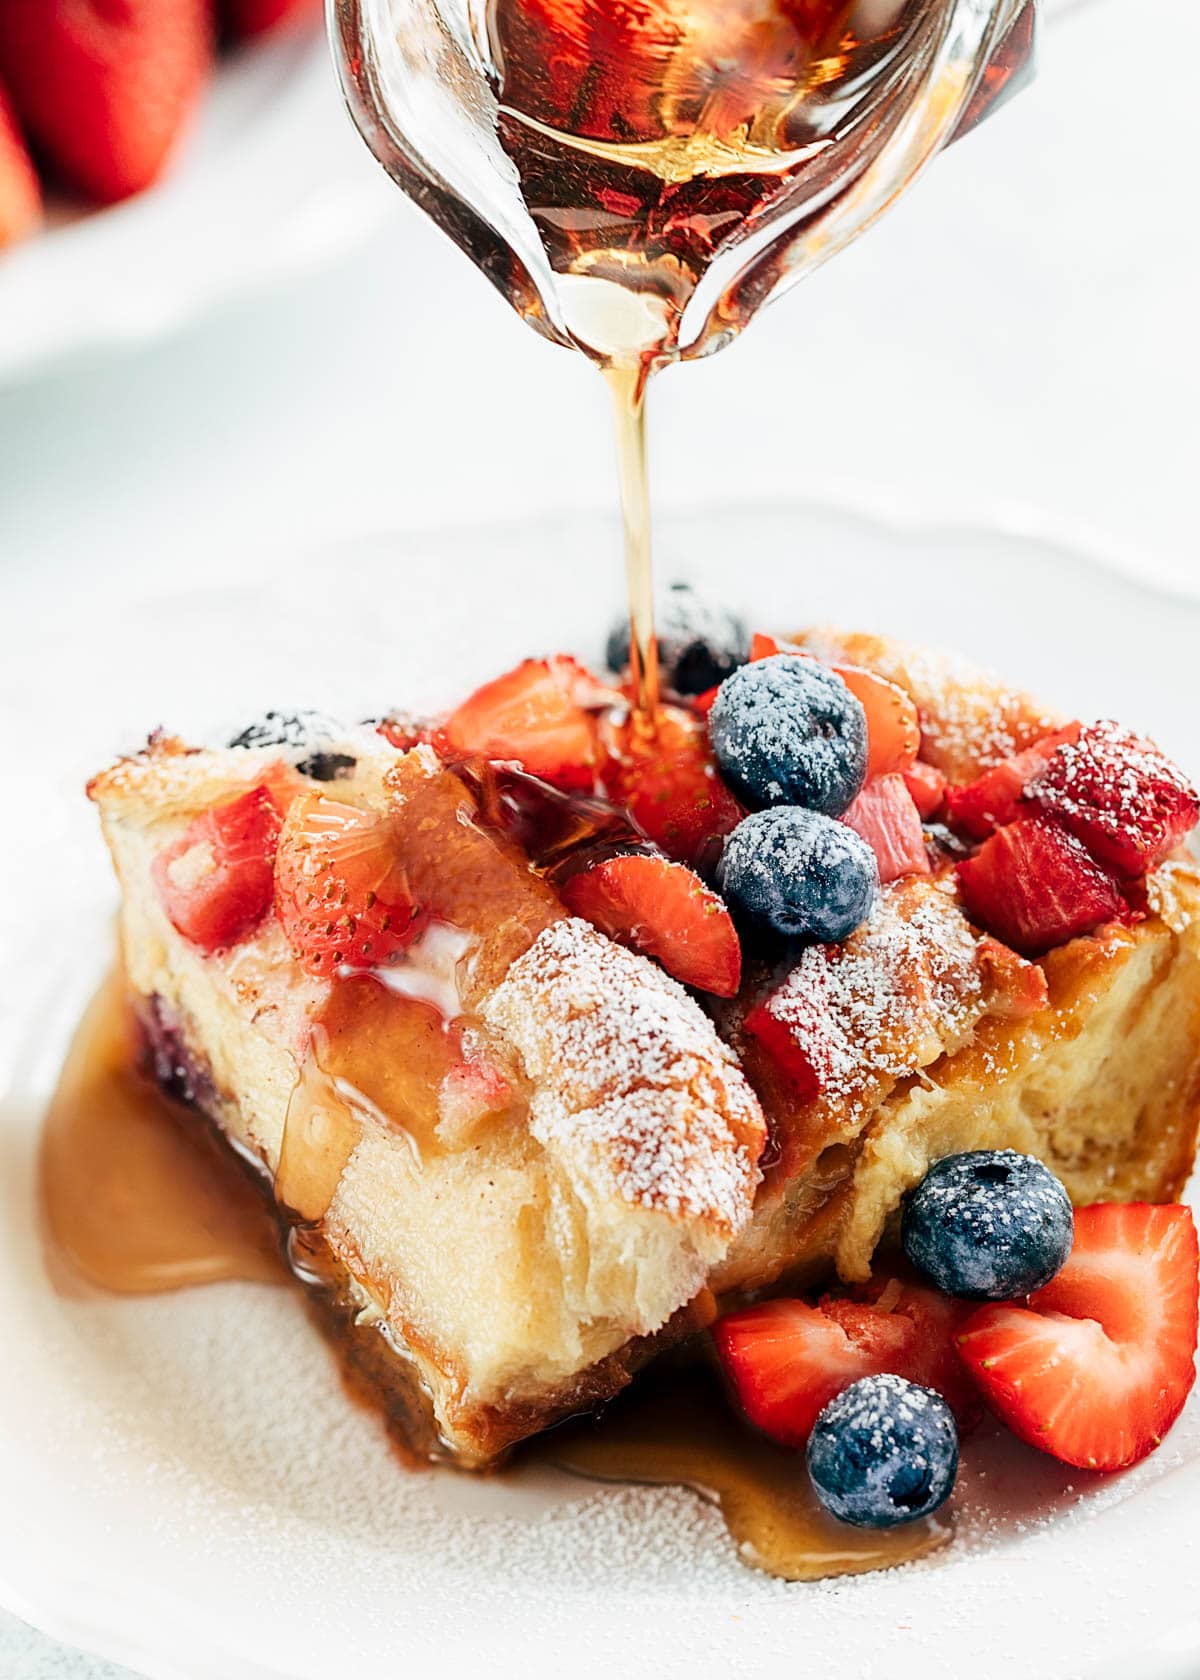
xmin=275 ymin=793 xmax=423 ymax=976
xmin=599 ymin=704 xmax=742 ymax=868
xmin=441 ymin=656 xmax=607 ymax=792
xmin=560 ymin=852 xmax=741 ymax=996
xmin=0 ymin=79 xmax=39 ymax=249
xmin=153 ymin=786 xmax=282 ymax=954
xmin=835 ymin=664 xmax=921 ymax=779
xmin=713 ymin=1277 xmax=977 ymax=1449
xmin=957 ymin=1203 xmax=1199 ymax=1472
xmin=945 ymin=724 xmax=1081 ymax=841
xmin=840 ymin=773 xmax=931 ymax=884
xmin=0 ymin=0 xmax=212 ymax=206
xmin=1025 ymin=719 xmax=1200 ymax=880
xmin=956 ymin=816 xmax=1125 ymax=956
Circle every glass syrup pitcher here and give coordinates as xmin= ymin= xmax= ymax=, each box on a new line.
xmin=329 ymin=0 xmax=1034 ymax=713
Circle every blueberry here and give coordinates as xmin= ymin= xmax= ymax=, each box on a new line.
xmin=901 ymin=1150 xmax=1074 ymax=1301
xmin=228 ymin=711 xmax=355 ymax=781
xmin=709 ymin=656 xmax=867 ymax=815
xmin=807 ymin=1374 xmax=958 ymax=1529
xmin=605 ymin=581 xmax=749 ymax=696
xmin=717 ymin=807 xmax=876 ymax=944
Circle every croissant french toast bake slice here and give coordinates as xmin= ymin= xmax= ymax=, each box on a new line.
xmin=89 ymin=733 xmax=766 ymax=1465
xmin=87 ymin=628 xmax=1200 ymax=1467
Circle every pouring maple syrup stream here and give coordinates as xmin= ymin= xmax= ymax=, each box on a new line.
xmin=606 ymin=361 xmax=661 ymax=730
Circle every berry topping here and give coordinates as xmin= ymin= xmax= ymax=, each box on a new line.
xmin=605 ymin=581 xmax=749 ymax=696
xmin=709 ymin=655 xmax=868 ymax=816
xmin=598 ymin=704 xmax=742 ymax=868
xmin=839 ymin=773 xmax=931 ymax=885
xmin=956 ymin=816 xmax=1125 ymax=956
xmin=806 ymin=1375 xmax=959 ymax=1529
xmin=901 ymin=1151 xmax=1074 ymax=1301
xmin=902 ymin=760 xmax=947 ymax=821
xmin=228 ymin=710 xmax=350 ymax=783
xmin=1025 ymin=719 xmax=1200 ymax=879
xmin=718 ymin=807 xmax=877 ymax=944
xmin=712 ymin=1281 xmax=977 ymax=1451
xmin=944 ymin=724 xmax=1082 ymax=840
xmin=835 ymin=664 xmax=921 ymax=779
xmin=441 ymin=656 xmax=605 ymax=792
xmin=274 ymin=793 xmax=424 ymax=976
xmin=153 ymin=786 xmax=282 ymax=954
xmin=561 ymin=853 xmax=742 ymax=997
xmin=957 ymin=1202 xmax=1199 ymax=1471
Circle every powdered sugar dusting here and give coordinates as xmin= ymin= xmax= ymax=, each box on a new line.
xmin=763 ymin=879 xmax=985 ymax=1114
xmin=1026 ymin=718 xmax=1200 ymax=867
xmin=484 ymin=918 xmax=765 ymax=1235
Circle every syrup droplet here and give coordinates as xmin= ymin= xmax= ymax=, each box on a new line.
xmin=40 ymin=972 xmax=285 ymax=1293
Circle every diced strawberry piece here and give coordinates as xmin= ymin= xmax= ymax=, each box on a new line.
xmin=957 ymin=1203 xmax=1199 ymax=1472
xmin=839 ymin=773 xmax=931 ymax=884
xmin=903 ymin=760 xmax=947 ymax=820
xmin=0 ymin=0 xmax=212 ymax=206
xmin=956 ymin=816 xmax=1125 ymax=956
xmin=441 ymin=656 xmax=606 ymax=792
xmin=743 ymin=997 xmax=822 ymax=1102
xmin=560 ymin=852 xmax=741 ymax=997
xmin=0 ymin=79 xmax=39 ymax=250
xmin=976 ymin=936 xmax=1050 ymax=1018
xmin=274 ymin=793 xmax=424 ymax=976
xmin=835 ymin=665 xmax=920 ymax=778
xmin=222 ymin=0 xmax=320 ymax=39
xmin=1025 ymin=719 xmax=1200 ymax=880
xmin=153 ymin=786 xmax=282 ymax=954
xmin=945 ymin=724 xmax=1082 ymax=840
xmin=599 ymin=704 xmax=742 ymax=868
xmin=713 ymin=1278 xmax=977 ymax=1449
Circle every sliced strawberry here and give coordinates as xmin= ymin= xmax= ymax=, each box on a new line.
xmin=822 ymin=1277 xmax=982 ymax=1429
xmin=0 ymin=79 xmax=39 ymax=249
xmin=945 ymin=724 xmax=1082 ymax=840
xmin=599 ymin=704 xmax=742 ymax=868
xmin=1025 ymin=719 xmax=1200 ymax=880
xmin=714 ymin=1278 xmax=977 ymax=1449
xmin=693 ymin=684 xmax=720 ymax=717
xmin=958 ymin=1203 xmax=1199 ymax=1472
xmin=441 ymin=656 xmax=606 ymax=792
xmin=274 ymin=793 xmax=423 ymax=976
xmin=956 ymin=816 xmax=1125 ymax=956
xmin=223 ymin=0 xmax=320 ymax=39
xmin=835 ymin=664 xmax=920 ymax=778
xmin=560 ymin=852 xmax=741 ymax=996
xmin=903 ymin=760 xmax=947 ymax=821
xmin=0 ymin=0 xmax=212 ymax=206
xmin=153 ymin=786 xmax=282 ymax=954
xmin=840 ymin=773 xmax=931 ymax=884
xmin=749 ymin=631 xmax=805 ymax=661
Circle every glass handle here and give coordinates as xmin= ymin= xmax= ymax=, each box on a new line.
xmin=951 ymin=0 xmax=1037 ymax=141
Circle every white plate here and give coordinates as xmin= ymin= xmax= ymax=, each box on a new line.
xmin=0 ymin=28 xmax=391 ymax=383
xmin=3 ymin=503 xmax=1200 ymax=1680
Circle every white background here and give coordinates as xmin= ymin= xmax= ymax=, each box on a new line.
xmin=0 ymin=0 xmax=1196 ymax=1671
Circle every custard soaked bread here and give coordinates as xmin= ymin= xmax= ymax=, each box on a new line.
xmin=88 ymin=631 xmax=1200 ymax=1465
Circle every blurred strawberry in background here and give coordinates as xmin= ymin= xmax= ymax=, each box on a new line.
xmin=0 ymin=0 xmax=321 ymax=251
